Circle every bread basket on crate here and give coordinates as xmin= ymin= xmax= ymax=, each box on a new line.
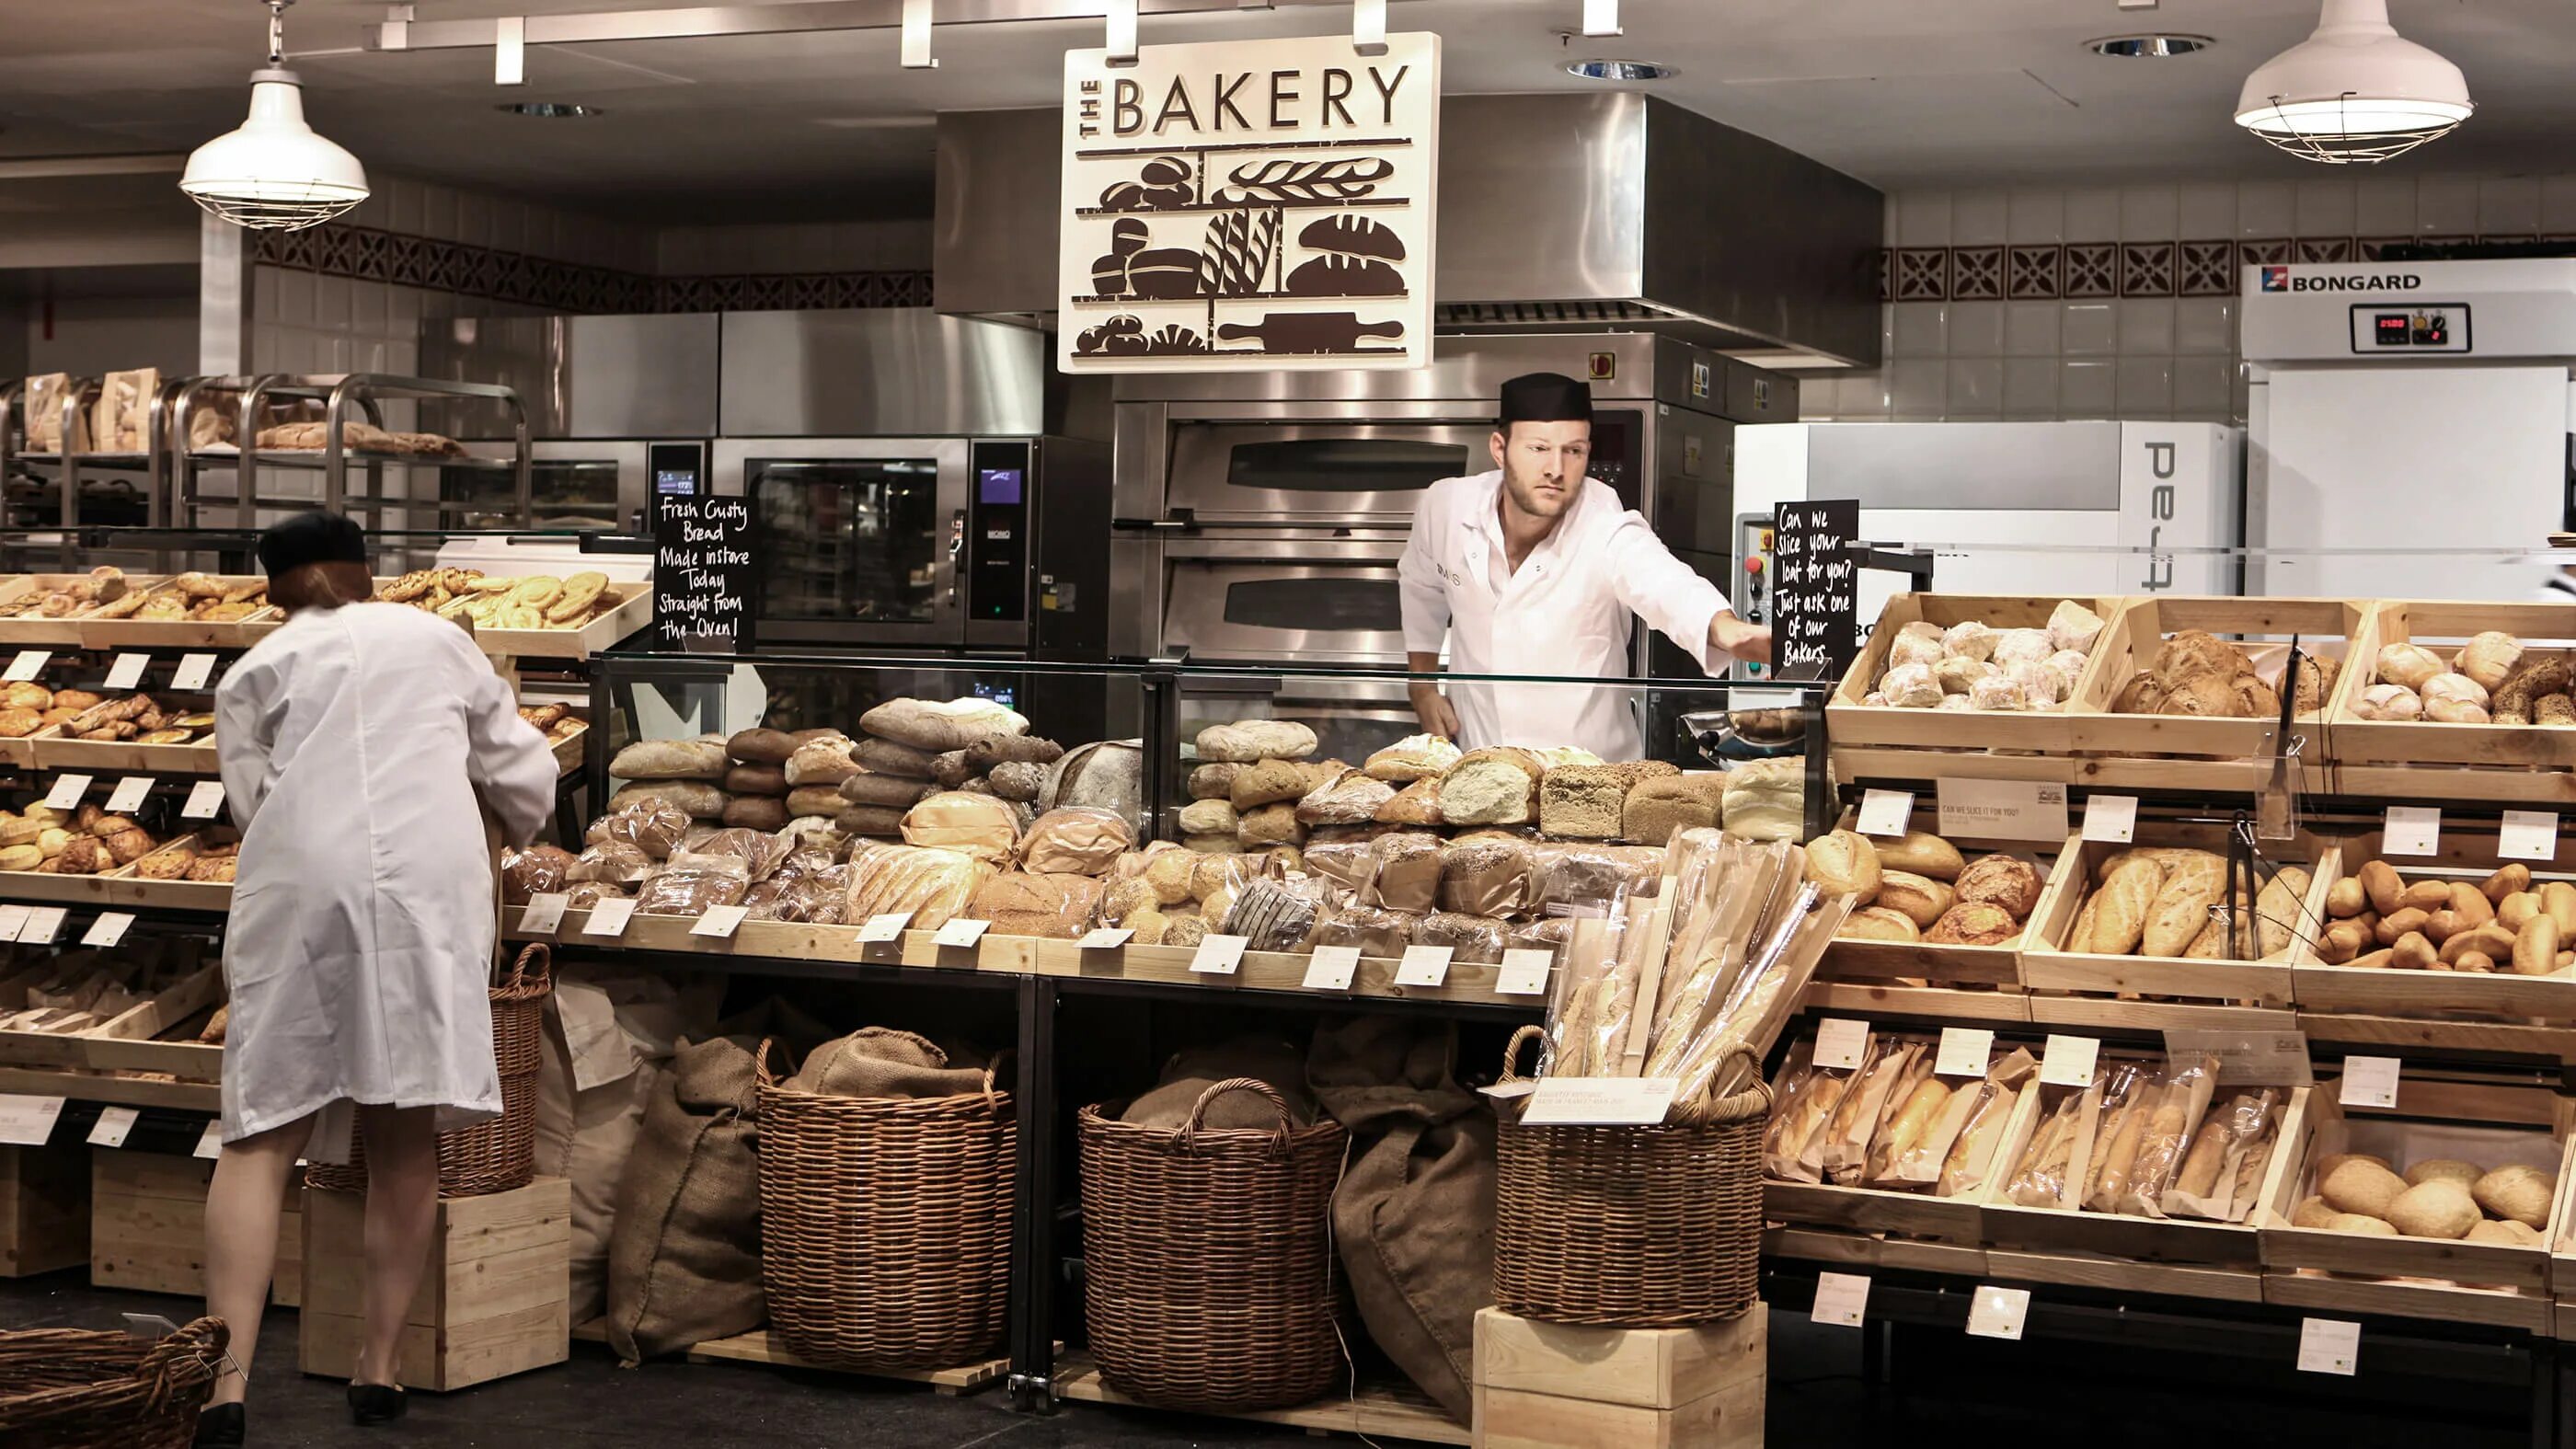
xmin=305 ymin=943 xmax=552 ymax=1199
xmin=753 ymin=1037 xmax=1016 ymax=1373
xmin=0 ymin=1317 xmax=230 ymax=1449
xmin=1491 ymin=1025 xmax=1770 ymax=1328
xmin=1077 ymin=1077 xmax=1347 ymax=1411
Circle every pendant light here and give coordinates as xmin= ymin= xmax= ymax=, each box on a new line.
xmin=181 ymin=0 xmax=369 ymax=229
xmin=2234 ymin=0 xmax=2471 ymax=164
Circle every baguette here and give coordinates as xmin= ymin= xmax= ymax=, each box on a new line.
xmin=1869 ymin=1078 xmax=1953 ymax=1183
xmin=2084 ymin=857 xmax=2163 ymax=955
xmin=2174 ymin=1107 xmax=2232 ymax=1198
xmin=2143 ymin=862 xmax=2225 ymax=958
xmin=2006 ymin=1092 xmax=2081 ymax=1208
xmin=2085 ymin=1070 xmax=2156 ymax=1212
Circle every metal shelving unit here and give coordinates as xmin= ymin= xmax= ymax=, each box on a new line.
xmin=170 ymin=373 xmax=534 ymax=532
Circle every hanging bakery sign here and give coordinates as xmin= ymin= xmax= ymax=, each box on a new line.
xmin=1059 ymin=31 xmax=1442 ymax=372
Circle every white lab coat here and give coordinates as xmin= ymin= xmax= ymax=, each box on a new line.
xmin=214 ymin=602 xmax=558 ymax=1143
xmin=1398 ymin=469 xmax=1730 ymax=759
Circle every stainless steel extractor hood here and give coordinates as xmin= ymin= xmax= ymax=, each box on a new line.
xmin=936 ymin=92 xmax=1884 ymax=369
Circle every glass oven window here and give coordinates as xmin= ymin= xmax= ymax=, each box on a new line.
xmin=1223 ymin=576 xmax=1404 ymax=634
xmin=1225 ymin=439 xmax=1467 ymax=493
xmin=750 ymin=458 xmax=939 ymax=625
xmin=443 ymin=460 xmax=623 ymax=529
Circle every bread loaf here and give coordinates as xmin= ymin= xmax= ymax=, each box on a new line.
xmin=851 ymin=735 xmax=938 ymax=779
xmin=1296 ymin=768 xmax=1395 ymax=825
xmin=1437 ymin=747 xmax=1546 ymax=827
xmin=967 ymin=871 xmax=1103 ymax=938
xmin=1177 ymin=799 xmax=1238 ymax=836
xmin=1229 ymin=758 xmax=1316 ymax=810
xmin=1438 ymin=837 xmax=1533 ymax=918
xmin=860 ymin=696 xmax=1029 ymax=753
xmin=1189 ymin=762 xmax=1242 ymax=800
xmin=784 ymin=736 xmax=861 ymax=787
xmin=1872 ymin=831 xmax=1966 ymax=881
xmin=610 ymin=781 xmax=729 ymax=819
xmin=1622 ymin=774 xmax=1724 ymax=846
xmin=2080 ymin=857 xmax=2163 ymax=955
xmin=1363 ymin=733 xmax=1459 ymax=782
xmin=1803 ymin=831 xmax=1882 ymax=903
xmin=1539 ymin=764 xmax=1662 ymax=839
xmin=1954 ymin=855 xmax=2042 ymax=917
xmin=899 ymin=791 xmax=1022 ymax=865
xmin=2143 ymin=862 xmax=2225 ymax=959
xmin=1926 ymin=902 xmax=2016 ymax=945
xmin=722 ymin=796 xmax=788 ymax=832
xmin=963 ymin=734 xmax=1064 ymax=772
xmin=1194 ymin=719 xmax=1317 ymax=763
xmin=1237 ymin=802 xmax=1305 ymax=847
xmin=1021 ymin=807 xmax=1133 ymax=875
xmin=1876 ymin=870 xmax=1955 ymax=929
xmin=612 ymin=737 xmax=730 ymax=780
xmin=1363 ymin=833 xmax=1443 ymax=913
xmin=839 ymin=773 xmax=934 ymax=810
xmin=726 ymin=728 xmax=796 ymax=765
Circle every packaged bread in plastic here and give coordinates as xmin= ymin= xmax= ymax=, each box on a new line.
xmin=842 ymin=843 xmax=994 ymax=930
xmin=1821 ymin=1038 xmax=1920 ymax=1185
xmin=1416 ymin=911 xmax=1507 ymax=965
xmin=1938 ymin=1058 xmax=2033 ymax=1199
xmin=1309 ymin=903 xmax=1418 ymax=959
xmin=586 ymin=799 xmax=691 ymax=858
xmin=633 ymin=851 xmax=753 ymax=917
xmin=1883 ymin=1046 xmax=2035 ymax=1190
xmin=899 ymin=790 xmax=1022 ymax=865
xmin=2082 ymin=1062 xmax=2163 ymax=1213
xmin=501 ymin=845 xmax=576 ymax=906
xmin=1219 ymin=874 xmax=1328 ymax=953
xmin=2004 ymin=1072 xmax=2099 ymax=1209
xmin=2165 ymin=1086 xmax=2281 ymax=1223
xmin=1764 ymin=1040 xmax=1846 ymax=1183
xmin=1020 ymin=806 xmax=1133 ymax=876
xmin=1438 ymin=836 xmax=1533 ymax=919
xmin=1303 ymin=837 xmax=1378 ymax=894
xmin=1532 ymin=843 xmax=1662 ymax=915
xmin=2121 ymin=1053 xmax=2222 ymax=1217
xmin=683 ymin=827 xmax=794 ymax=881
xmin=610 ymin=780 xmax=730 ymax=819
xmin=968 ymin=871 xmax=1105 ymax=938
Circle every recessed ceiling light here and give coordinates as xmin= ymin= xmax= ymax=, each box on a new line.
xmin=1565 ymin=59 xmax=1675 ymax=82
xmin=496 ymin=102 xmax=601 ymax=118
xmin=2088 ymin=34 xmax=2214 ymax=58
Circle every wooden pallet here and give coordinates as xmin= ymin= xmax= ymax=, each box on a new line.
xmin=684 ymin=1330 xmax=1018 ymax=1396
xmin=1052 ymin=1350 xmax=1469 ymax=1445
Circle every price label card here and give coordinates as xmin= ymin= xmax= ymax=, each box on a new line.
xmin=86 ymin=1105 xmax=140 ymax=1148
xmin=1303 ymin=944 xmax=1361 ymax=991
xmin=81 ymin=912 xmax=135 ymax=949
xmin=105 ymin=653 xmax=152 ymax=691
xmin=1078 ymin=926 xmax=1133 ymax=951
xmin=857 ymin=911 xmax=913 ymax=943
xmin=934 ymin=918 xmax=991 ymax=949
xmin=2081 ymin=794 xmax=2139 ymax=845
xmin=194 ymin=1120 xmax=224 ymax=1160
xmin=17 ymin=907 xmax=66 ymax=946
xmin=2 ymin=650 xmax=50 ymax=684
xmin=1523 ymin=1076 xmax=1682 ymax=1126
xmin=1935 ymin=1026 xmax=1996 ymax=1077
xmin=2164 ymin=1029 xmax=2315 ymax=1087
xmin=2340 ymin=1055 xmax=2402 ymax=1110
xmin=0 ymin=1094 xmax=65 ymax=1146
xmin=689 ymin=904 xmax=749 ymax=938
xmin=516 ymin=893 xmax=569 ymax=935
xmin=1396 ymin=944 xmax=1455 ymax=988
xmin=2383 ymin=806 xmax=2441 ymax=857
xmin=171 ymin=654 xmax=218 ymax=691
xmin=1190 ymin=933 xmax=1249 ymax=975
xmin=1965 ymin=1284 xmax=2031 ymax=1341
xmin=2297 ymin=1317 xmax=2360 ymax=1376
xmin=1857 ymin=789 xmax=1915 ymax=837
xmin=1811 ymin=1271 xmax=1871 ymax=1328
xmin=581 ymin=896 xmax=638 ymax=937
xmin=1496 ymin=949 xmax=1553 ymax=996
xmin=2499 ymin=811 xmax=2559 ymax=863
xmin=2040 ymin=1034 xmax=2100 ymax=1087
xmin=41 ymin=774 xmax=91 ymax=811
xmin=181 ymin=780 xmax=225 ymax=821
xmin=106 ymin=776 xmax=155 ymax=814
xmin=0 ymin=906 xmax=29 ymax=942
xmin=1938 ymin=778 xmax=2070 ymax=843
xmin=1813 ymin=1017 xmax=1871 ymax=1070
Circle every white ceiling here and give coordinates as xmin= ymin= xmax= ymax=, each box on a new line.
xmin=9 ymin=0 xmax=2576 ymax=222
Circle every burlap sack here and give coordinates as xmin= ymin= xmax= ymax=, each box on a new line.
xmin=1308 ymin=1016 xmax=1495 ymax=1424
xmin=604 ymin=1033 xmax=765 ymax=1363
xmin=1121 ymin=1036 xmax=1317 ymax=1129
xmin=787 ymin=1027 xmax=991 ymax=1099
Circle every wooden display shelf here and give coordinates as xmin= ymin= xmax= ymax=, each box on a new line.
xmin=1983 ymin=1247 xmax=2266 ymax=1304
xmin=404 ymin=581 xmax=650 ymax=661
xmin=2329 ymin=600 xmax=2576 ymax=776
xmin=1761 ymin=1225 xmax=1990 ymax=1278
xmin=0 ymin=576 xmax=163 ymax=647
xmin=2017 ymin=823 xmax=2323 ymax=1013
xmin=0 ymin=963 xmax=221 ymax=1071
xmin=684 ymin=1329 xmax=1017 ymax=1395
xmin=1028 ymin=938 xmax=1534 ymax=1007
xmin=2332 ymin=764 xmax=2576 ymax=805
xmin=70 ymin=575 xmax=282 ymax=650
xmin=0 ymin=1143 xmax=88 ymax=1277
xmin=2297 ymin=1011 xmax=2576 ymax=1064
xmin=1827 ymin=746 xmax=2075 ymax=789
xmin=1052 ymin=1348 xmax=1469 ymax=1446
xmin=0 ymin=844 xmax=231 ymax=912
xmin=2066 ymin=594 xmax=2362 ymax=764
xmin=2022 ymin=996 xmax=2298 ymax=1034
xmin=29 ymin=733 xmax=216 ymax=776
xmin=0 ymin=1066 xmax=217 ymax=1111
xmin=1826 ymin=593 xmax=2122 ymax=758
xmin=1762 ymin=1179 xmax=1982 ymax=1245
xmin=1800 ymin=981 xmax=2031 ymax=1025
xmin=1814 ymin=817 xmax=2053 ymax=990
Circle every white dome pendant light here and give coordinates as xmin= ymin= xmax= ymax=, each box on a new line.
xmin=181 ymin=0 xmax=369 ymax=229
xmin=2235 ymin=0 xmax=2472 ymax=164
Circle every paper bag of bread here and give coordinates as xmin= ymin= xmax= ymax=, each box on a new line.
xmin=2082 ymin=1062 xmax=2168 ymax=1213
xmin=1938 ymin=1058 xmax=2035 ymax=1199
xmin=1823 ymin=1038 xmax=1922 ymax=1186
xmin=1665 ymin=878 xmax=1849 ymax=1119
xmin=1863 ymin=1043 xmax=1947 ymax=1183
xmin=1763 ymin=1039 xmax=1844 ymax=1184
xmin=2120 ymin=1053 xmax=2223 ymax=1217
xmin=2165 ymin=1087 xmax=2283 ymax=1223
xmin=2005 ymin=1071 xmax=2104 ymax=1210
xmin=1889 ymin=1046 xmax=2036 ymax=1191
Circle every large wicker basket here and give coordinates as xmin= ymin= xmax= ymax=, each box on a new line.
xmin=754 ymin=1039 xmax=1016 ymax=1373
xmin=1491 ymin=1026 xmax=1770 ymax=1327
xmin=305 ymin=943 xmax=552 ymax=1199
xmin=0 ymin=1318 xmax=229 ymax=1449
xmin=1078 ymin=1079 xmax=1347 ymax=1412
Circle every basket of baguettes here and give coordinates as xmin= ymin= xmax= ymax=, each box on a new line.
xmin=1490 ymin=831 xmax=1851 ymax=1327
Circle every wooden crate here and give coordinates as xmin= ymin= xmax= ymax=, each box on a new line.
xmin=0 ymin=576 xmax=161 ymax=646
xmin=2067 ymin=594 xmax=2363 ymax=783
xmin=2547 ymin=1133 xmax=2576 ymax=1339
xmin=29 ymin=731 xmax=218 ymax=776
xmin=1815 ymin=817 xmax=2063 ymax=989
xmin=1472 ymin=1305 xmax=1765 ymax=1449
xmin=0 ymin=1143 xmax=88 ymax=1276
xmin=299 ymin=1176 xmax=570 ymax=1392
xmin=1758 ymin=1029 xmax=2000 ymax=1246
xmin=2018 ymin=823 xmax=2326 ymax=1014
xmin=0 ymin=964 xmax=222 ymax=1071
xmin=1826 ymin=593 xmax=2124 ymax=759
xmin=91 ymin=1151 xmax=301 ymax=1301
xmin=2330 ymin=600 xmax=2576 ymax=801
xmin=73 ymin=576 xmax=280 ymax=651
xmin=2290 ymin=831 xmax=2576 ymax=1033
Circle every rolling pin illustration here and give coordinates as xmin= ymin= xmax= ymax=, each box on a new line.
xmin=1214 ymin=312 xmax=1405 ymax=353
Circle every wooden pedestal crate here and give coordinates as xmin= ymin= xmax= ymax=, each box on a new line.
xmin=91 ymin=1151 xmax=301 ymax=1301
xmin=299 ymin=1176 xmax=570 ymax=1392
xmin=1471 ymin=1305 xmax=1765 ymax=1449
xmin=0 ymin=1143 xmax=88 ymax=1276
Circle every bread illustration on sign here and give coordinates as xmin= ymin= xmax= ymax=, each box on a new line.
xmin=1214 ymin=312 xmax=1404 ymax=356
xmin=1098 ymin=155 xmax=1197 ymax=212
xmin=1075 ymin=314 xmax=1152 ymax=358
xmin=1860 ymin=600 xmax=2102 ymax=712
xmin=1284 ymin=215 xmax=1406 ymax=297
xmin=1089 ymin=216 xmax=1207 ymax=301
xmin=1212 ymin=155 xmax=1395 ymax=205
xmin=1199 ymin=209 xmax=1282 ymax=298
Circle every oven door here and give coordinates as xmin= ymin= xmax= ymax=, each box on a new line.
xmin=440 ymin=441 xmax=645 ymax=531
xmin=1160 ymin=537 xmax=1408 ymax=666
xmin=715 ymin=437 xmax=969 ymax=647
xmin=1161 ymin=421 xmax=1487 ymax=526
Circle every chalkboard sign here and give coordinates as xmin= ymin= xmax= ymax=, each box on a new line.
xmin=1770 ymin=500 xmax=1859 ymax=681
xmin=653 ymin=495 xmax=753 ymax=650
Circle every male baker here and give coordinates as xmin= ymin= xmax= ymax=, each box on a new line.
xmin=1397 ymin=371 xmax=1770 ymax=759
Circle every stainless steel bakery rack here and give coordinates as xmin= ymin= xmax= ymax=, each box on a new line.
xmin=0 ymin=374 xmax=186 ymax=535
xmin=170 ymin=373 xmax=534 ymax=532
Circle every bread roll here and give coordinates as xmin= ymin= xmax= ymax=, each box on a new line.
xmin=2404 ymin=1157 xmax=2482 ymax=1189
xmin=1954 ymin=855 xmax=2041 ymax=918
xmin=1803 ymin=830 xmax=1883 ymax=903
xmin=2327 ymin=1213 xmax=2398 ymax=1236
xmin=2386 ymin=1179 xmax=2479 ymax=1239
xmin=1838 ymin=906 xmax=1921 ymax=943
xmin=1876 ymin=870 xmax=1955 ymax=929
xmin=2292 ymin=1195 xmax=2340 ymax=1228
xmin=1926 ymin=901 xmax=2017 ymax=946
xmin=2472 ymin=1164 xmax=2555 ymax=1228
xmin=2320 ymin=1158 xmax=2408 ymax=1218
xmin=1872 ymin=831 xmax=1966 ymax=881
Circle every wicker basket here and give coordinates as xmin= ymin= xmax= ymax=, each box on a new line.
xmin=1078 ymin=1079 xmax=1347 ymax=1412
xmin=0 ymin=1318 xmax=229 ymax=1449
xmin=1491 ymin=1025 xmax=1770 ymax=1328
xmin=305 ymin=944 xmax=553 ymax=1199
xmin=754 ymin=1038 xmax=1016 ymax=1373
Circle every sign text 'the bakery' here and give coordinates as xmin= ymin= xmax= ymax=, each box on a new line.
xmin=1078 ymin=64 xmax=1418 ymax=138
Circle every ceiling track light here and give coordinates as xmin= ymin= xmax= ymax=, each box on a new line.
xmin=1581 ymin=0 xmax=1620 ymax=38
xmin=2234 ymin=0 xmax=2472 ymax=164
xmin=902 ymin=0 xmax=937 ymax=68
xmin=179 ymin=0 xmax=370 ymax=231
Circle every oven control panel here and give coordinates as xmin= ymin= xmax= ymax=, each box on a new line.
xmin=970 ymin=440 xmax=1032 ymax=624
xmin=2349 ymin=302 xmax=2468 ymax=353
xmin=1732 ymin=515 xmax=1775 ymax=678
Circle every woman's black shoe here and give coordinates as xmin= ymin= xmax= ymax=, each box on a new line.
xmin=348 ymin=1382 xmax=407 ymax=1426
xmin=193 ymin=1402 xmax=246 ymax=1447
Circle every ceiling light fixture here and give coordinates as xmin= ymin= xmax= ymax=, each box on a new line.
xmin=2088 ymin=34 xmax=2213 ymax=58
xmin=495 ymin=102 xmax=601 ymax=118
xmin=179 ymin=0 xmax=368 ymax=231
xmin=2235 ymin=0 xmax=2471 ymax=164
xmin=1565 ymin=59 xmax=1674 ymax=82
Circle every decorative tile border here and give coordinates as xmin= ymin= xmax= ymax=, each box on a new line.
xmin=1876 ymin=236 xmax=2576 ymax=301
xmin=256 ymin=223 xmax=933 ymax=314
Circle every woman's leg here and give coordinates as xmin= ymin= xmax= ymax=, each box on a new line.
xmin=353 ymin=1104 xmax=440 ymax=1388
xmin=200 ymin=1114 xmax=316 ymax=1409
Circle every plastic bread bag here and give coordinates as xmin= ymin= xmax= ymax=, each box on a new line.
xmin=684 ymin=827 xmax=794 ymax=881
xmin=1938 ymin=1053 xmax=2039 ymax=1199
xmin=586 ymin=798 xmax=692 ymax=858
xmin=1303 ymin=837 xmax=1380 ymax=895
xmin=1639 ymin=834 xmax=1759 ymax=1076
xmin=1762 ymin=1041 xmax=1823 ymax=1181
xmin=1416 ymin=911 xmax=1508 ymax=965
xmin=1437 ymin=836 xmax=1534 ymax=919
xmin=1862 ymin=1041 xmax=1947 ymax=1184
xmin=841 ymin=843 xmax=993 ymax=930
xmin=1219 ymin=874 xmax=1330 ymax=953
xmin=1361 ymin=832 xmax=1443 ymax=914
xmin=1505 ymin=916 xmax=1572 ymax=957
xmin=2120 ymin=1052 xmax=2223 ymax=1218
xmin=2167 ymin=1087 xmax=2283 ymax=1223
xmin=2082 ymin=1062 xmax=2165 ymax=1214
xmin=569 ymin=840 xmax=656 ymax=886
xmin=1310 ymin=903 xmax=1420 ymax=959
xmin=1537 ymin=881 xmax=1637 ymax=1079
xmin=1895 ymin=1046 xmax=2036 ymax=1191
xmin=1823 ymin=1038 xmax=1920 ymax=1186
xmin=1532 ymin=843 xmax=1665 ymax=916
xmin=1665 ymin=884 xmax=1852 ymax=1116
xmin=500 ymin=845 xmax=575 ymax=905
xmin=2004 ymin=1073 xmax=2099 ymax=1210
xmin=633 ymin=851 xmax=752 ymax=917
xmin=968 ymin=871 xmax=1106 ymax=939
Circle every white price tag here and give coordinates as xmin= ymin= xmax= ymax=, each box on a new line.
xmin=194 ymin=1120 xmax=224 ymax=1159
xmin=1496 ymin=948 xmax=1553 ymax=996
xmin=2081 ymin=794 xmax=2139 ymax=845
xmin=1078 ymin=926 xmax=1133 ymax=950
xmin=1938 ymin=778 xmax=2070 ymax=843
xmin=81 ymin=912 xmax=135 ymax=949
xmin=2 ymin=650 xmax=49 ymax=684
xmin=41 ymin=774 xmax=92 ymax=811
xmin=104 ymin=653 xmax=151 ymax=691
xmin=0 ymin=906 xmax=29 ymax=941
xmin=0 ymin=1094 xmax=65 ymax=1146
xmin=1856 ymin=789 xmax=1914 ymax=837
xmin=1813 ymin=1018 xmax=1871 ymax=1071
xmin=2383 ymin=806 xmax=2441 ymax=857
xmin=1396 ymin=944 xmax=1455 ymax=988
xmin=2163 ymin=1029 xmax=2316 ymax=1087
xmin=1811 ymin=1271 xmax=1871 ymax=1328
xmin=2296 ymin=1317 xmax=2360 ymax=1376
xmin=516 ymin=893 xmax=569 ymax=935
xmin=1190 ymin=933 xmax=1249 ymax=975
xmin=1935 ymin=1026 xmax=1995 ymax=1077
xmin=2040 ymin=1034 xmax=2100 ymax=1088
xmin=857 ymin=911 xmax=913 ymax=943
xmin=581 ymin=896 xmax=638 ymax=937
xmin=86 ymin=1105 xmax=140 ymax=1148
xmin=170 ymin=654 xmax=218 ymax=691
xmin=2340 ymin=1055 xmax=2401 ymax=1110
xmin=934 ymin=918 xmax=991 ymax=949
xmin=181 ymin=781 xmax=225 ymax=821
xmin=1965 ymin=1284 xmax=2031 ymax=1340
xmin=1522 ymin=1076 xmax=1682 ymax=1126
xmin=17 ymin=907 xmax=66 ymax=946
xmin=1303 ymin=944 xmax=1361 ymax=991
xmin=105 ymin=776 xmax=154 ymax=814
xmin=690 ymin=904 xmax=749 ymax=938
xmin=2499 ymin=811 xmax=2559 ymax=863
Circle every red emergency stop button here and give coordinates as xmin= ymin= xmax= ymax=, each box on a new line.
xmin=1745 ymin=556 xmax=1764 ymax=574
